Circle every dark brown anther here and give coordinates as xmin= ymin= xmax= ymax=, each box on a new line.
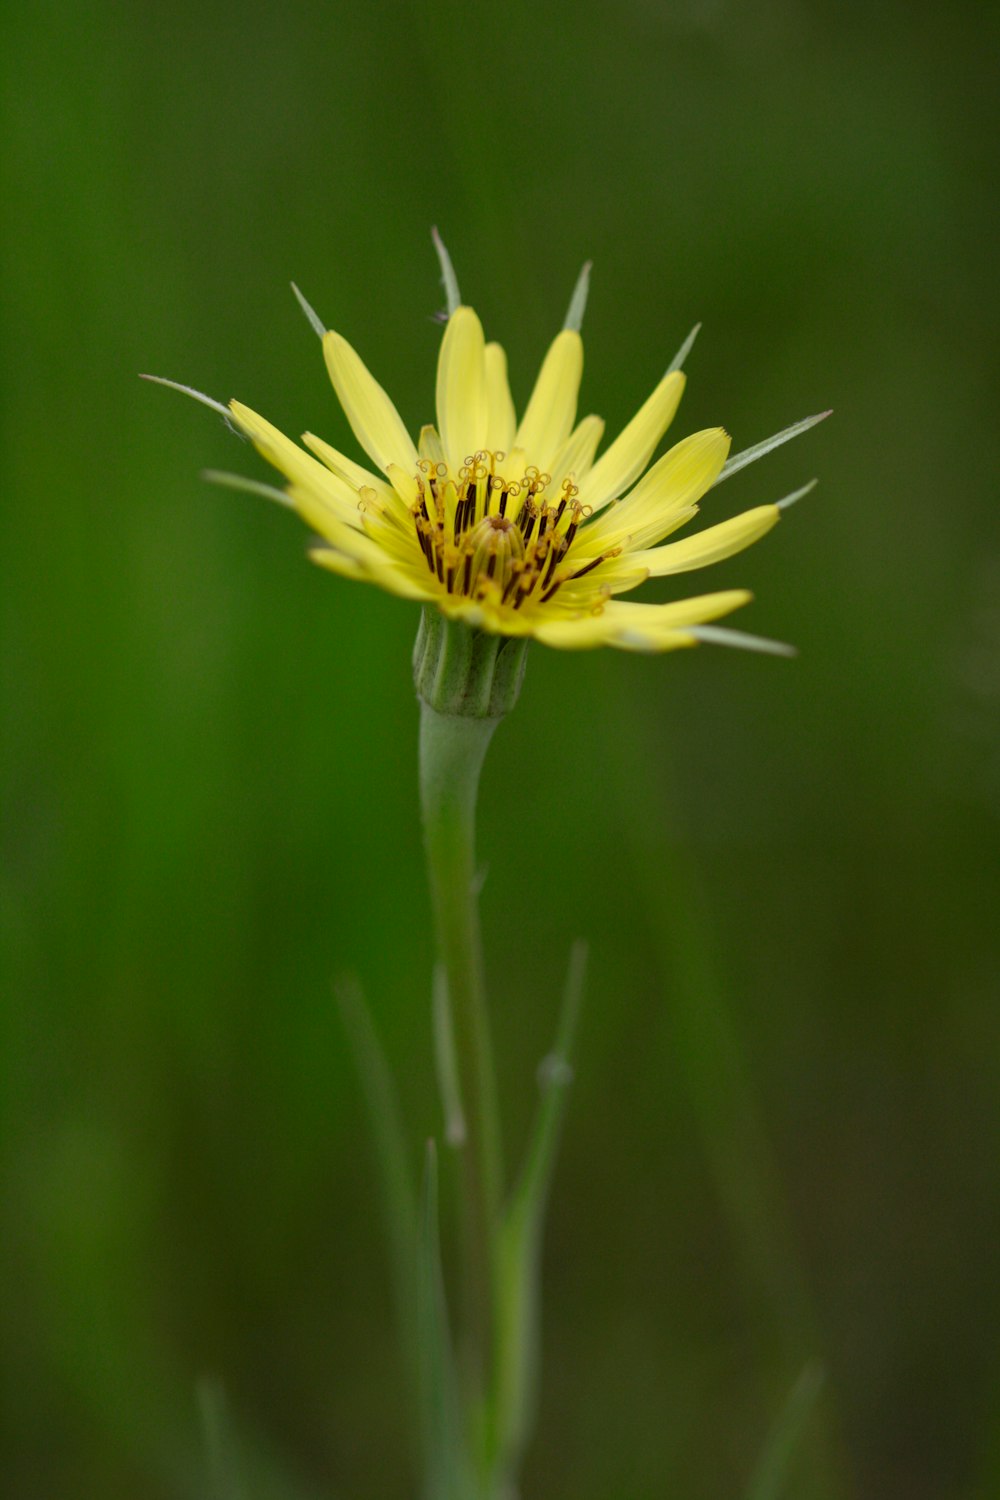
xmin=501 ymin=565 xmax=523 ymax=605
xmin=568 ymin=552 xmax=606 ymax=581
xmin=541 ymin=537 xmax=566 ymax=590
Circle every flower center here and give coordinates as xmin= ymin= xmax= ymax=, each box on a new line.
xmin=409 ymin=449 xmax=600 ymax=610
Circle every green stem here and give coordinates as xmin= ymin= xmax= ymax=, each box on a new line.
xmin=419 ymin=700 xmax=503 ymax=1404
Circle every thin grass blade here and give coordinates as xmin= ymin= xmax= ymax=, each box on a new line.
xmin=196 ymin=1378 xmax=328 ymax=1500
xmin=199 ymin=1380 xmax=249 ymax=1500
xmin=416 ymin=1141 xmax=466 ymax=1500
xmin=746 ymin=1362 xmax=826 ymax=1500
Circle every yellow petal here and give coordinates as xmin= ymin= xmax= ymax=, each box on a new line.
xmin=550 ymin=414 xmax=605 ymax=485
xmin=228 ymin=402 xmax=359 ymax=526
xmin=301 ymin=430 xmax=407 ymax=518
xmin=418 ymin=424 xmax=446 ymax=466
xmin=549 ymin=561 xmax=650 ymax=605
xmin=436 ymin=306 xmax=488 ymax=472
xmin=582 ymin=428 xmax=730 ymax=553
xmin=301 ymin=432 xmax=385 ymax=493
xmin=532 ymin=609 xmax=693 ymax=652
xmin=322 ymin=330 xmax=417 ymax=474
xmin=604 ymin=589 xmax=752 ymax=629
xmin=302 ymin=433 xmax=417 ymax=540
xmin=630 ymin=505 xmax=780 ymax=577
xmin=534 ymin=589 xmax=751 ymax=651
xmin=531 ymin=614 xmax=625 ymax=650
xmin=304 ymin=547 xmax=367 ymax=581
xmin=514 ymin=329 xmax=583 ymax=470
xmin=308 ymin=539 xmax=436 ymax=601
xmin=577 ymin=370 xmax=686 ymax=511
xmin=483 ymin=341 xmax=517 ymax=453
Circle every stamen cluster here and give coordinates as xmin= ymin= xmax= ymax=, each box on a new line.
xmin=402 ymin=450 xmax=618 ymax=610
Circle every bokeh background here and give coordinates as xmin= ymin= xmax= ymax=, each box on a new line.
xmin=3 ymin=1 xmax=998 ymax=1496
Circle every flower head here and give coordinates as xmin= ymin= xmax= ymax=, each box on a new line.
xmin=151 ymin=241 xmax=827 ymax=655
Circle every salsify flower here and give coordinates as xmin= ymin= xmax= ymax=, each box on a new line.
xmin=142 ymin=238 xmax=830 ymax=1498
xmin=148 ymin=241 xmax=826 ymax=655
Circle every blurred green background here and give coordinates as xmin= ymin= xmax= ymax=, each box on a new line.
xmin=2 ymin=0 xmax=998 ymax=1496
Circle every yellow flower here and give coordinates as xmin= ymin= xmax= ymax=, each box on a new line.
xmin=151 ymin=247 xmax=826 ymax=655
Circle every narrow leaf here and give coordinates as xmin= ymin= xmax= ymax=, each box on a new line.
xmin=715 ymin=411 xmax=832 ymax=486
xmin=198 ymin=1380 xmax=249 ymax=1500
xmin=416 ymin=1141 xmax=466 ymax=1500
xmin=667 ymin=322 xmax=701 ymax=374
xmin=291 ymin=282 xmax=327 ymax=338
xmin=492 ymin=941 xmax=587 ymax=1476
xmin=745 ymin=1362 xmax=826 ymax=1500
xmin=196 ymin=1378 xmax=326 ymax=1500
xmin=563 ymin=261 xmax=593 ymax=332
xmin=431 ymin=227 xmax=462 ymax=316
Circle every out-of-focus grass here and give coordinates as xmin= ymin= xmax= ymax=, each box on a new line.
xmin=2 ymin=1 xmax=998 ymax=1498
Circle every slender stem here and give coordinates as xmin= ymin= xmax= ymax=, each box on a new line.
xmin=419 ymin=701 xmax=504 ymax=1407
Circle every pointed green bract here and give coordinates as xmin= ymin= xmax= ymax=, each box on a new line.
xmin=201 ymin=469 xmax=296 ymax=509
xmin=432 ymin=227 xmax=462 ymax=317
xmin=687 ymin=624 xmax=797 ymax=656
xmin=776 ymin=478 xmax=818 ymax=511
xmin=667 ymin=322 xmax=701 ymax=374
xmin=563 ymin=260 xmax=593 ymax=332
xmin=139 ymin=372 xmax=232 ymax=421
xmin=291 ymin=281 xmax=327 ymax=338
xmin=715 ymin=411 xmax=832 ymax=485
